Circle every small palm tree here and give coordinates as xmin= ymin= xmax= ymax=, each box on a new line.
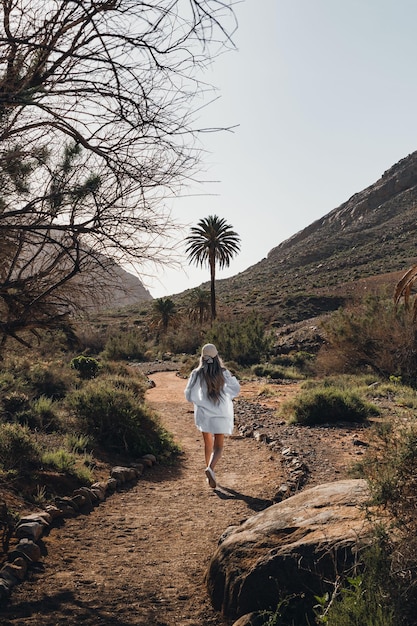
xmin=187 ymin=288 xmax=211 ymax=325
xmin=185 ymin=215 xmax=241 ymax=320
xmin=151 ymin=298 xmax=177 ymax=334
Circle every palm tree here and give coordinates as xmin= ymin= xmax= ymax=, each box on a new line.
xmin=185 ymin=215 xmax=241 ymax=320
xmin=187 ymin=288 xmax=211 ymax=325
xmin=151 ymin=298 xmax=177 ymax=334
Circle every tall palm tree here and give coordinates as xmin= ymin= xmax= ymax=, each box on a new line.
xmin=185 ymin=215 xmax=241 ymax=320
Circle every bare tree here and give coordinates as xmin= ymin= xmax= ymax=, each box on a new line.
xmin=0 ymin=0 xmax=236 ymax=350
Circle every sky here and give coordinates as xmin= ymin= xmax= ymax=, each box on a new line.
xmin=143 ymin=0 xmax=417 ymax=298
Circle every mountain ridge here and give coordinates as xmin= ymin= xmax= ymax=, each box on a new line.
xmin=193 ymin=150 xmax=417 ymax=324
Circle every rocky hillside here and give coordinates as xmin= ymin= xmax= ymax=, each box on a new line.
xmin=210 ymin=150 xmax=417 ymax=324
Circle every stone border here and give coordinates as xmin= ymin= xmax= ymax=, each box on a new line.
xmin=0 ymin=454 xmax=157 ymax=607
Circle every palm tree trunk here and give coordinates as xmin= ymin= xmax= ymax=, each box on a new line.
xmin=209 ymin=255 xmax=216 ymax=320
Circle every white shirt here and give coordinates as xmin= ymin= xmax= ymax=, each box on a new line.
xmin=184 ymin=368 xmax=240 ymax=435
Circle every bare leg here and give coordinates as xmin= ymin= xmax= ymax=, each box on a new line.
xmin=202 ymin=432 xmax=214 ymax=467
xmin=208 ymin=434 xmax=224 ymax=471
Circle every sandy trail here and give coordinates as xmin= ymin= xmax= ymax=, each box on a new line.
xmin=2 ymin=371 xmax=283 ymax=626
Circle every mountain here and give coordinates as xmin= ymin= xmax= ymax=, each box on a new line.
xmin=79 ymin=256 xmax=153 ymax=310
xmin=206 ymin=150 xmax=417 ymax=325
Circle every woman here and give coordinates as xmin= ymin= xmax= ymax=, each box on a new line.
xmin=184 ymin=343 xmax=240 ymax=489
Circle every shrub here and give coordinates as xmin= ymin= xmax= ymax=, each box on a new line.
xmin=70 ymin=355 xmax=100 ymax=380
xmin=281 ymin=386 xmax=379 ymax=425
xmin=159 ymin=326 xmax=202 ymax=355
xmin=74 ymin=324 xmax=107 ymax=354
xmin=66 ymin=379 xmax=179 ymax=458
xmin=251 ymin=363 xmax=302 ymax=380
xmin=271 ymin=351 xmax=315 ymax=373
xmin=1 ymin=391 xmax=31 ymax=419
xmin=42 ymin=449 xmax=93 ymax=484
xmin=99 ymin=373 xmax=147 ymax=400
xmin=64 ymin=433 xmax=92 ymax=454
xmin=207 ymin=313 xmax=271 ymax=365
xmin=27 ymin=361 xmax=77 ymax=398
xmin=350 ymin=409 xmax=417 ymax=624
xmin=0 ymin=423 xmax=41 ymax=472
xmin=42 ymin=449 xmax=77 ymax=473
xmin=318 ymin=295 xmax=417 ymax=385
xmin=0 ymin=370 xmax=27 ymax=394
xmin=314 ymin=540 xmax=395 ymax=626
xmin=360 ymin=424 xmax=417 ymax=522
xmin=30 ymin=396 xmax=61 ymax=431
xmin=101 ymin=330 xmax=146 ymax=361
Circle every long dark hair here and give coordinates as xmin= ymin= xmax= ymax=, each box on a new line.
xmin=196 ymin=354 xmax=225 ymax=403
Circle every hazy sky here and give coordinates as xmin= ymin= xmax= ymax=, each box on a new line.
xmin=144 ymin=0 xmax=417 ymax=298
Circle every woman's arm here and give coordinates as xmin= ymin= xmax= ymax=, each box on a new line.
xmin=184 ymin=370 xmax=198 ymax=402
xmin=223 ymin=370 xmax=240 ymax=398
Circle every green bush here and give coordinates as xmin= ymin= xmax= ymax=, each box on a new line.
xmin=282 ymin=386 xmax=379 ymax=425
xmin=70 ymin=355 xmax=100 ymax=379
xmin=101 ymin=330 xmax=146 ymax=361
xmin=1 ymin=391 xmax=31 ymax=419
xmin=100 ymin=373 xmax=147 ymax=400
xmin=271 ymin=351 xmax=315 ymax=372
xmin=159 ymin=326 xmax=202 ymax=355
xmin=0 ymin=423 xmax=41 ymax=472
xmin=351 ymin=409 xmax=417 ymax=624
xmin=0 ymin=370 xmax=27 ymax=394
xmin=64 ymin=433 xmax=92 ymax=454
xmin=42 ymin=449 xmax=93 ymax=484
xmin=319 ymin=295 xmax=417 ymax=385
xmin=30 ymin=396 xmax=61 ymax=431
xmin=314 ymin=538 xmax=395 ymax=626
xmin=251 ymin=363 xmax=301 ymax=380
xmin=27 ymin=360 xmax=77 ymax=398
xmin=207 ymin=313 xmax=271 ymax=365
xmin=67 ymin=379 xmax=179 ymax=458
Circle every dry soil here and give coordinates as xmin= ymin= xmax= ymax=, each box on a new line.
xmin=1 ymin=371 xmax=360 ymax=626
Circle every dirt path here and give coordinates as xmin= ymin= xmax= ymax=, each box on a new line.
xmin=1 ymin=372 xmax=286 ymax=626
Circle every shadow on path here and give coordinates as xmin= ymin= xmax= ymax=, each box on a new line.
xmin=214 ymin=485 xmax=273 ymax=512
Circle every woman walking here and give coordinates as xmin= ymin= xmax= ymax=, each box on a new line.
xmin=184 ymin=343 xmax=240 ymax=489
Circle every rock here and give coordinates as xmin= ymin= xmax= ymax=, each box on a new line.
xmin=54 ymin=497 xmax=78 ymax=516
xmin=15 ymin=521 xmax=44 ymax=541
xmin=110 ymin=466 xmax=137 ymax=483
xmin=89 ymin=488 xmax=106 ymax=502
xmin=206 ymin=479 xmax=373 ymax=619
xmin=0 ymin=580 xmax=11 ymax=602
xmin=73 ymin=487 xmax=95 ymax=507
xmin=19 ymin=512 xmax=52 ymax=526
xmin=138 ymin=457 xmax=153 ymax=468
xmin=130 ymin=462 xmax=145 ymax=476
xmin=142 ymin=453 xmax=157 ymax=464
xmin=1 ymin=559 xmax=27 ymax=582
xmin=232 ymin=612 xmax=269 ymax=626
xmin=253 ymin=431 xmax=269 ymax=443
xmin=8 ymin=539 xmax=42 ymax=564
xmin=106 ymin=477 xmax=118 ymax=492
xmin=44 ymin=504 xmax=64 ymax=520
xmin=70 ymin=493 xmax=89 ymax=509
xmin=0 ymin=569 xmax=18 ymax=589
xmin=89 ymin=482 xmax=107 ymax=501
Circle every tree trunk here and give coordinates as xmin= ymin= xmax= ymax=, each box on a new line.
xmin=209 ymin=256 xmax=216 ymax=320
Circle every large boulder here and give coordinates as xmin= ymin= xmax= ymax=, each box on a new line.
xmin=206 ymin=479 xmax=373 ymax=619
